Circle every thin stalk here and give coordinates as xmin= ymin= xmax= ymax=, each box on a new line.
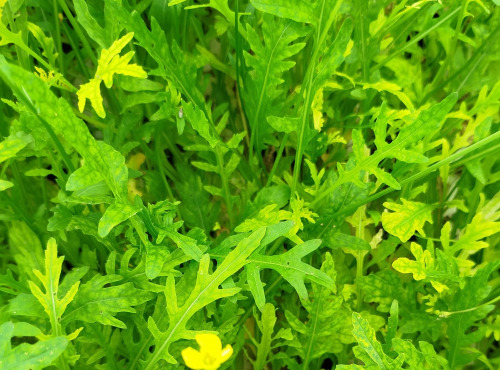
xmin=291 ymin=0 xmax=341 ymax=199
xmin=57 ymin=0 xmax=97 ymax=65
xmin=429 ymin=0 xmax=467 ymax=91
xmin=372 ymin=7 xmax=461 ymax=72
xmin=216 ymin=148 xmax=235 ymax=229
xmin=315 ymin=130 xmax=500 ymax=238
xmin=265 ymin=133 xmax=288 ymax=187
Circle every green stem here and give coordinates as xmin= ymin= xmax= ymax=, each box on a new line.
xmin=291 ymin=0 xmax=340 ymax=199
xmin=265 ymin=133 xmax=288 ymax=187
xmin=216 ymin=148 xmax=235 ymax=229
xmin=316 ymin=130 xmax=500 ymax=236
xmin=372 ymin=7 xmax=461 ymax=72
xmin=429 ymin=0 xmax=467 ymax=92
xmin=57 ymin=0 xmax=97 ymax=65
xmin=439 ymin=295 xmax=500 ymax=317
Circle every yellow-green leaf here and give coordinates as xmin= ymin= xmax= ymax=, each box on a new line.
xmin=392 ymin=242 xmax=433 ymax=280
xmin=28 ymin=239 xmax=79 ymax=335
xmin=381 ymin=199 xmax=434 ymax=242
xmin=77 ymin=32 xmax=147 ymax=118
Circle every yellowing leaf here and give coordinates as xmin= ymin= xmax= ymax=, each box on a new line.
xmin=381 ymin=199 xmax=434 ymax=242
xmin=393 ymin=242 xmax=433 ymax=280
xmin=312 ymin=88 xmax=325 ymax=131
xmin=392 ymin=243 xmax=448 ymax=292
xmin=77 ymin=32 xmax=147 ymax=118
xmin=77 ymin=79 xmax=103 ymax=117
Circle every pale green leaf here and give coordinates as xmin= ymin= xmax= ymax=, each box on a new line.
xmin=0 ymin=62 xmax=130 ymax=201
xmin=145 ymin=227 xmax=277 ymax=366
xmin=182 ymin=100 xmax=219 ymax=147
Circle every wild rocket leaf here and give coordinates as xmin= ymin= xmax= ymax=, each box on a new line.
xmin=181 ymin=100 xmax=219 ymax=148
xmin=250 ymin=0 xmax=316 ymax=24
xmin=285 ymin=253 xmax=347 ymax=368
xmin=77 ymin=32 xmax=148 ymax=118
xmin=447 ymin=261 xmax=500 ymax=368
xmin=28 ymin=238 xmax=80 ymax=336
xmin=0 ymin=322 xmax=68 ymax=370
xmin=249 ymin=303 xmax=292 ymax=370
xmin=144 ymin=225 xmax=287 ymax=366
xmin=347 ymin=312 xmax=405 ymax=369
xmin=247 ymin=239 xmax=333 ymax=303
xmin=381 ymin=199 xmax=435 ymax=242
xmin=243 ymin=15 xmax=306 ymax=149
xmin=63 ymin=274 xmax=154 ymax=329
xmin=105 ymin=0 xmax=205 ymax=110
xmin=0 ymin=1 xmax=498 ymax=368
xmin=98 ymin=202 xmax=141 ymax=238
xmin=0 ymin=131 xmax=33 ymax=163
xmin=73 ymin=0 xmax=113 ymax=48
xmin=0 ymin=61 xmax=130 ymax=201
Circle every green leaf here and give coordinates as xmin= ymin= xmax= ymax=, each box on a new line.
xmin=392 ymin=339 xmax=448 ymax=369
xmin=250 ymin=303 xmax=292 ymax=370
xmin=106 ymin=0 xmax=205 ymax=112
xmin=350 ymin=312 xmax=404 ymax=369
xmin=182 ymin=100 xmax=219 ymax=148
xmin=63 ymin=274 xmax=154 ymax=329
xmin=351 ymin=312 xmax=387 ymax=369
xmin=447 ymin=261 xmax=500 ymax=368
xmin=447 ymin=203 xmax=500 ymax=255
xmin=250 ymin=0 xmax=316 ymax=24
xmin=145 ymin=228 xmax=267 ymax=366
xmin=0 ymin=322 xmax=68 ymax=370
xmin=243 ymin=15 xmax=306 ymax=149
xmin=297 ymin=253 xmax=345 ymax=366
xmin=381 ymin=199 xmax=434 ymax=242
xmin=0 ymin=62 xmax=130 ymax=201
xmin=28 ymin=238 xmax=79 ymax=336
xmin=74 ymin=0 xmax=111 ymax=48
xmin=0 ymin=131 xmax=33 ymax=163
xmin=248 ymin=240 xmax=333 ymax=302
xmin=98 ymin=202 xmax=141 ymax=238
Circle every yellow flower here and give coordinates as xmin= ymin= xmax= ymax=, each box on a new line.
xmin=181 ymin=333 xmax=233 ymax=370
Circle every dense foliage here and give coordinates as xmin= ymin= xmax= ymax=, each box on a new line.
xmin=1 ymin=0 xmax=500 ymax=369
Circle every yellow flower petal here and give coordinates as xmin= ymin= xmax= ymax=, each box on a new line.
xmin=220 ymin=344 xmax=233 ymax=363
xmin=195 ymin=333 xmax=222 ymax=355
xmin=181 ymin=347 xmax=205 ymax=370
